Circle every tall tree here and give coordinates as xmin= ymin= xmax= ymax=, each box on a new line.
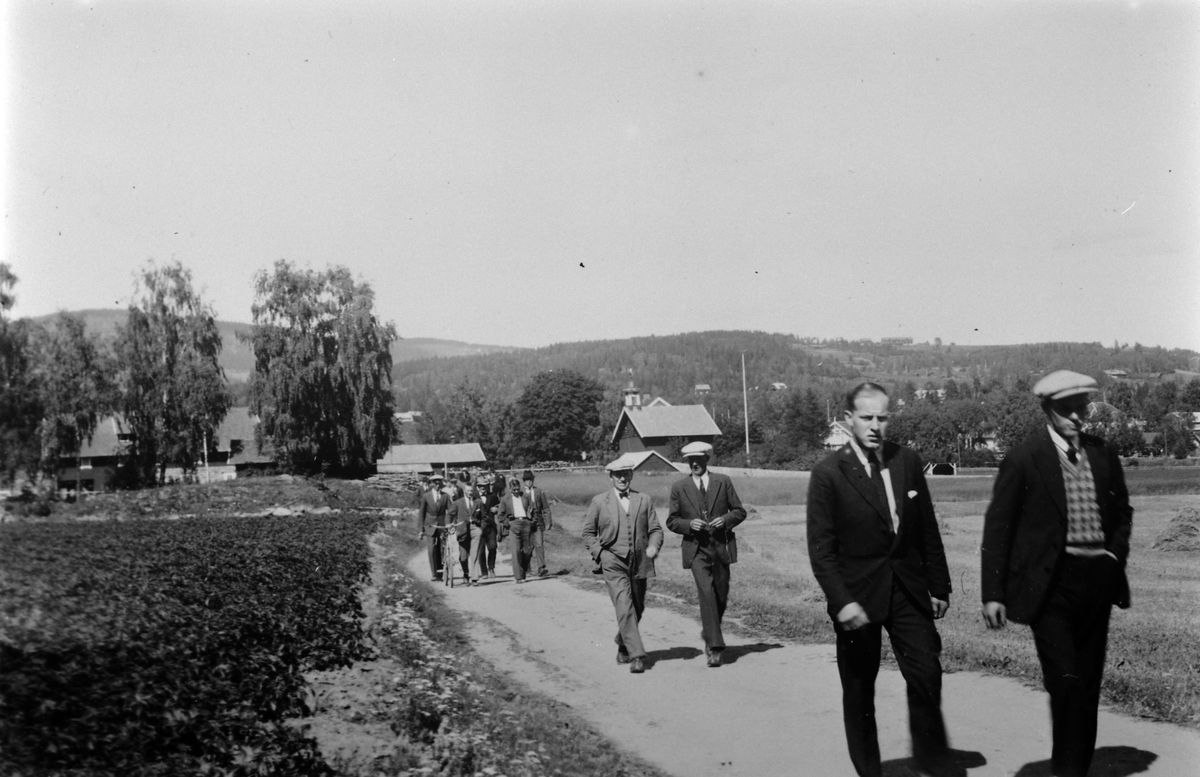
xmin=246 ymin=260 xmax=396 ymax=473
xmin=116 ymin=261 xmax=231 ymax=485
xmin=35 ymin=313 xmax=114 ymax=494
xmin=0 ymin=264 xmax=44 ymax=485
xmin=992 ymin=382 xmax=1046 ymax=453
xmin=776 ymin=388 xmax=826 ymax=453
xmin=513 ymin=369 xmax=604 ymax=463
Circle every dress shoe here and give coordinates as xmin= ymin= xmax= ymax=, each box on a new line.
xmin=629 ymin=657 xmax=645 ymax=674
xmin=538 ymin=569 xmax=548 ymax=578
xmin=616 ymin=648 xmax=631 ymax=664
xmin=707 ymin=649 xmax=723 ymax=668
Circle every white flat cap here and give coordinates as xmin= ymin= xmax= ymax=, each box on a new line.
xmin=1032 ymin=370 xmax=1099 ymax=401
xmin=681 ymin=441 xmax=714 ymax=458
xmin=604 ymin=454 xmax=639 ymax=473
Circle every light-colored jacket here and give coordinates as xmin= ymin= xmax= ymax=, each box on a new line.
xmin=582 ymin=489 xmax=664 ymax=579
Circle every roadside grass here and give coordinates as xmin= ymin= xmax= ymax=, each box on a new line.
xmin=542 ymin=484 xmax=1200 ymax=730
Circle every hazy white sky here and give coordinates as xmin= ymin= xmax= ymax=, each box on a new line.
xmin=5 ymin=1 xmax=1199 ymax=350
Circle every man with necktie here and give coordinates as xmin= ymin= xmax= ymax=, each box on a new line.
xmin=582 ymin=455 xmax=663 ymax=674
xmin=982 ymin=370 xmax=1133 ymax=777
xmin=666 ymin=441 xmax=747 ymax=668
xmin=522 ymin=469 xmax=554 ymax=577
xmin=447 ymin=483 xmax=484 ymax=586
xmin=417 ymin=473 xmax=451 ymax=582
xmin=806 ymin=382 xmax=952 ymax=777
xmin=497 ymin=477 xmax=535 ymax=583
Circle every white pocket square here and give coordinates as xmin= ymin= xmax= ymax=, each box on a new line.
xmin=907 ymin=490 xmax=918 ymax=499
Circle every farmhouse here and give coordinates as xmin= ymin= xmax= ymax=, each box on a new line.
xmin=824 ymin=419 xmax=853 ymax=449
xmin=375 ymin=443 xmax=487 ymax=475
xmin=610 ymin=385 xmax=721 ymax=460
xmin=55 ymin=407 xmax=272 ymax=493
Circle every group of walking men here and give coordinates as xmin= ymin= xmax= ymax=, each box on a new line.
xmin=416 ymin=467 xmax=552 ymax=586
xmin=582 ymin=370 xmax=1131 ymax=777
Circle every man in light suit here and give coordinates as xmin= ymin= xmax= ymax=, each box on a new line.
xmin=666 ymin=441 xmax=747 ymax=667
xmin=497 ymin=477 xmax=535 ymax=583
xmin=522 ymin=469 xmax=554 ymax=577
xmin=807 ymin=382 xmax=952 ymax=777
xmin=982 ymin=370 xmax=1133 ymax=777
xmin=417 ymin=473 xmax=451 ymax=582
xmin=582 ymin=455 xmax=664 ymax=674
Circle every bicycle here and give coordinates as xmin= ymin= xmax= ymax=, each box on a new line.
xmin=437 ymin=521 xmax=465 ymax=589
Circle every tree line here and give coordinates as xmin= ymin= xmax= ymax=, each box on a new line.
xmin=0 ymin=260 xmax=397 ymax=489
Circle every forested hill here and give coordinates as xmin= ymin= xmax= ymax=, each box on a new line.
xmin=392 ymin=331 xmax=1200 ymax=415
xmin=32 ymin=309 xmax=519 ymax=381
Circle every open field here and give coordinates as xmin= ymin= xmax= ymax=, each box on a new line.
xmin=533 ymin=465 xmax=1200 ymax=510
xmin=539 ymin=468 xmax=1200 ymax=729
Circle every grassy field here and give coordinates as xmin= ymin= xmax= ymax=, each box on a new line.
xmin=538 ymin=468 xmax=1200 ymax=729
xmin=532 ymin=465 xmax=1200 ymax=510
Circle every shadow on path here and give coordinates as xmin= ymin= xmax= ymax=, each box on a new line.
xmin=881 ymin=748 xmax=987 ymax=776
xmin=722 ymin=642 xmax=784 ymax=665
xmin=1012 ymin=746 xmax=1157 ymax=777
xmin=645 ymin=645 xmax=704 ymax=667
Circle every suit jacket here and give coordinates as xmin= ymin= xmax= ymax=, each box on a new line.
xmin=666 ymin=472 xmax=747 ymax=567
xmin=518 ymin=486 xmax=552 ymax=529
xmin=806 ymin=442 xmax=951 ymax=622
xmin=981 ymin=428 xmax=1132 ymax=624
xmin=447 ymin=495 xmax=483 ymax=543
xmin=582 ymin=489 xmax=664 ymax=579
xmin=496 ymin=490 xmax=529 ymax=537
xmin=417 ymin=489 xmax=450 ymax=538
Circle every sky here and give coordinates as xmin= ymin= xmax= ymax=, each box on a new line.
xmin=4 ymin=0 xmax=1199 ymax=351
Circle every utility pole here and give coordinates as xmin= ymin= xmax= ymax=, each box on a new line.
xmin=742 ymin=352 xmax=750 ymax=466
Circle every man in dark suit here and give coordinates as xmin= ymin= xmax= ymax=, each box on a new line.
xmin=477 ymin=471 xmax=502 ymax=579
xmin=666 ymin=441 xmax=747 ymax=667
xmin=417 ymin=473 xmax=450 ymax=582
xmin=807 ymin=382 xmax=952 ymax=777
xmin=982 ymin=370 xmax=1133 ymax=777
xmin=582 ymin=455 xmax=664 ymax=674
xmin=522 ymin=469 xmax=554 ymax=577
xmin=447 ymin=484 xmax=484 ymax=586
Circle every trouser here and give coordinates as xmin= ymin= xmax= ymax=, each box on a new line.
xmin=600 ymin=549 xmax=648 ymax=659
xmin=480 ymin=524 xmax=498 ymax=575
xmin=834 ymin=581 xmax=948 ymax=777
xmin=425 ymin=532 xmax=443 ymax=579
xmin=1030 ymin=553 xmax=1118 ymax=777
xmin=690 ymin=549 xmax=730 ymax=649
xmin=508 ymin=519 xmax=533 ymax=581
xmin=531 ymin=521 xmax=547 ymax=574
xmin=460 ymin=524 xmax=482 ymax=581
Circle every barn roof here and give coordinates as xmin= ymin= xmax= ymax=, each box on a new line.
xmin=376 ymin=443 xmax=487 ymax=468
xmin=611 ymin=404 xmax=721 ymax=445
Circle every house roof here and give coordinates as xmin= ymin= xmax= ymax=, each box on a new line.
xmin=611 ymin=404 xmax=721 ymax=444
xmin=604 ymin=450 xmax=686 ymax=473
xmin=376 ymin=443 xmax=487 ymax=467
xmin=78 ymin=415 xmax=133 ymax=458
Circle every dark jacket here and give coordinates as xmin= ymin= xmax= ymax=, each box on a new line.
xmin=666 ymin=472 xmax=747 ymax=567
xmin=806 ymin=441 xmax=951 ymax=622
xmin=981 ymin=428 xmax=1132 ymax=624
xmin=417 ymin=489 xmax=450 ymax=538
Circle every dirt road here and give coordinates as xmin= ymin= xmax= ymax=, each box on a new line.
xmin=409 ymin=548 xmax=1200 ymax=777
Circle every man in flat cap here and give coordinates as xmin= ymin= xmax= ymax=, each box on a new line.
xmin=417 ymin=473 xmax=451 ymax=582
xmin=806 ymin=382 xmax=953 ymax=777
xmin=666 ymin=441 xmax=746 ymax=667
xmin=497 ymin=476 xmax=535 ymax=583
xmin=582 ymin=455 xmax=663 ymax=674
xmin=522 ymin=469 xmax=553 ymax=577
xmin=982 ymin=370 xmax=1132 ymax=777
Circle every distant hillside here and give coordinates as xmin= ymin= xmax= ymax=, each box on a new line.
xmin=31 ymin=309 xmax=520 ymax=382
xmin=391 ymin=331 xmax=1200 ymax=419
